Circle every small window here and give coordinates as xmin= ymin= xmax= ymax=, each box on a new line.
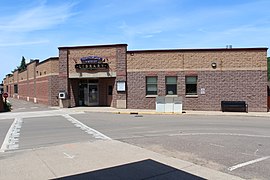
xmin=14 ymin=84 xmax=18 ymax=94
xmin=186 ymin=76 xmax=197 ymax=95
xmin=146 ymin=76 xmax=157 ymax=95
xmin=166 ymin=77 xmax=177 ymax=95
xmin=6 ymin=86 xmax=8 ymax=92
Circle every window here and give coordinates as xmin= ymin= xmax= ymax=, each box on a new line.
xmin=166 ymin=77 xmax=177 ymax=95
xmin=186 ymin=76 xmax=197 ymax=95
xmin=146 ymin=77 xmax=157 ymax=95
xmin=14 ymin=84 xmax=18 ymax=94
xmin=6 ymin=86 xmax=8 ymax=92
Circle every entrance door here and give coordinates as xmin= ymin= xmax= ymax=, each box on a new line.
xmin=88 ymin=83 xmax=99 ymax=106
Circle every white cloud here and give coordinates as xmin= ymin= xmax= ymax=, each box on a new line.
xmin=0 ymin=2 xmax=76 ymax=32
xmin=0 ymin=40 xmax=49 ymax=47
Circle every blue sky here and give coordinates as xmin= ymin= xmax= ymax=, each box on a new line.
xmin=1 ymin=0 xmax=270 ymax=80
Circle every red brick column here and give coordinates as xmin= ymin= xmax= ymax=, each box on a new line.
xmin=58 ymin=49 xmax=70 ymax=107
xmin=115 ymin=46 xmax=127 ymax=108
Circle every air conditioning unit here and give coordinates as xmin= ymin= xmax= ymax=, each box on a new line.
xmin=59 ymin=92 xmax=67 ymax=99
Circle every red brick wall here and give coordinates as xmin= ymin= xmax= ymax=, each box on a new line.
xmin=127 ymin=70 xmax=268 ymax=112
xmin=18 ymin=81 xmax=28 ymax=101
xmin=3 ymin=59 xmax=59 ymax=106
xmin=69 ymin=79 xmax=79 ymax=107
xmin=48 ymin=75 xmax=59 ymax=106
xmin=35 ymin=76 xmax=49 ymax=105
xmin=99 ymin=78 xmax=116 ymax=106
xmin=28 ymin=79 xmax=36 ymax=102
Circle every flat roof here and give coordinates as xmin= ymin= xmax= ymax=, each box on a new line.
xmin=58 ymin=43 xmax=128 ymax=50
xmin=127 ymin=47 xmax=268 ymax=53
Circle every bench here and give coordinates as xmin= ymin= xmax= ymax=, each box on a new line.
xmin=221 ymin=101 xmax=248 ymax=112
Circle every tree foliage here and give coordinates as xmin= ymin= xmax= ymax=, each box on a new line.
xmin=11 ymin=56 xmax=27 ymax=73
xmin=18 ymin=56 xmax=27 ymax=71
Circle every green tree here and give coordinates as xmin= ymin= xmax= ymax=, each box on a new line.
xmin=17 ymin=56 xmax=27 ymax=72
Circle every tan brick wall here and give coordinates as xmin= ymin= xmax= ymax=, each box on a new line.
xmin=18 ymin=70 xmax=27 ymax=82
xmin=127 ymin=49 xmax=267 ymax=71
xmin=51 ymin=60 xmax=59 ymax=74
xmin=36 ymin=59 xmax=59 ymax=77
xmin=13 ymin=71 xmax=18 ymax=83
xmin=58 ymin=45 xmax=127 ymax=108
xmin=27 ymin=61 xmax=38 ymax=80
xmin=126 ymin=49 xmax=268 ymax=112
xmin=68 ymin=47 xmax=117 ymax=76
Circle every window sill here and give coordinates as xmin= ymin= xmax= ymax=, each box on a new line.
xmin=185 ymin=95 xmax=198 ymax=98
xmin=146 ymin=95 xmax=158 ymax=98
xmin=165 ymin=95 xmax=178 ymax=97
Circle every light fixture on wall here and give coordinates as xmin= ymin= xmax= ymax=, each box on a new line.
xmin=211 ymin=62 xmax=217 ymax=69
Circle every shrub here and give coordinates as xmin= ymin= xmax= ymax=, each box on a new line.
xmin=4 ymin=101 xmax=12 ymax=111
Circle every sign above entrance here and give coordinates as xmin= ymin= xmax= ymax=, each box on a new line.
xmin=80 ymin=56 xmax=104 ymax=64
xmin=75 ymin=56 xmax=109 ymax=70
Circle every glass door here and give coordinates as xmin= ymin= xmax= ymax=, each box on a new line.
xmin=88 ymin=83 xmax=99 ymax=106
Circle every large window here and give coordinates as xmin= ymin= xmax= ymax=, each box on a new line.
xmin=166 ymin=77 xmax=177 ymax=95
xmin=146 ymin=77 xmax=157 ymax=95
xmin=186 ymin=76 xmax=197 ymax=95
xmin=14 ymin=84 xmax=18 ymax=94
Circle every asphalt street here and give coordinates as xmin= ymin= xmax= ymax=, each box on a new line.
xmin=0 ymin=100 xmax=269 ymax=179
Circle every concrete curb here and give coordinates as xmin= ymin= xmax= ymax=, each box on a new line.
xmin=112 ymin=111 xmax=183 ymax=115
xmin=74 ymin=108 xmax=270 ymax=117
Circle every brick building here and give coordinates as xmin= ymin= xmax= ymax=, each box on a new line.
xmin=3 ymin=44 xmax=269 ymax=112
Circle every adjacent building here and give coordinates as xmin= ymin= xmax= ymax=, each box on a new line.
xmin=3 ymin=44 xmax=269 ymax=112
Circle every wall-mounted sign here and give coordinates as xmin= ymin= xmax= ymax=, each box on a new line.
xmin=75 ymin=63 xmax=109 ymax=70
xmin=81 ymin=56 xmax=104 ymax=64
xmin=75 ymin=56 xmax=109 ymax=70
xmin=200 ymin=88 xmax=205 ymax=95
xmin=117 ymin=81 xmax=126 ymax=92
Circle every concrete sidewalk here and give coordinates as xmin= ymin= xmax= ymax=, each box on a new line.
xmin=0 ymin=140 xmax=243 ymax=180
xmin=64 ymin=106 xmax=270 ymax=117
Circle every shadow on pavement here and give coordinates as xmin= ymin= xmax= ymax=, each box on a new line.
xmin=53 ymin=159 xmax=205 ymax=180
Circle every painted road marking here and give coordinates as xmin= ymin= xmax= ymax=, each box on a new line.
xmin=0 ymin=110 xmax=84 ymax=120
xmin=63 ymin=152 xmax=75 ymax=159
xmin=254 ymin=149 xmax=259 ymax=156
xmin=62 ymin=114 xmax=111 ymax=140
xmin=17 ymin=108 xmax=26 ymax=110
xmin=30 ymin=107 xmax=38 ymax=109
xmin=210 ymin=143 xmax=224 ymax=148
xmin=0 ymin=118 xmax=23 ymax=152
xmin=228 ymin=156 xmax=270 ymax=171
xmin=169 ymin=133 xmax=270 ymax=138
